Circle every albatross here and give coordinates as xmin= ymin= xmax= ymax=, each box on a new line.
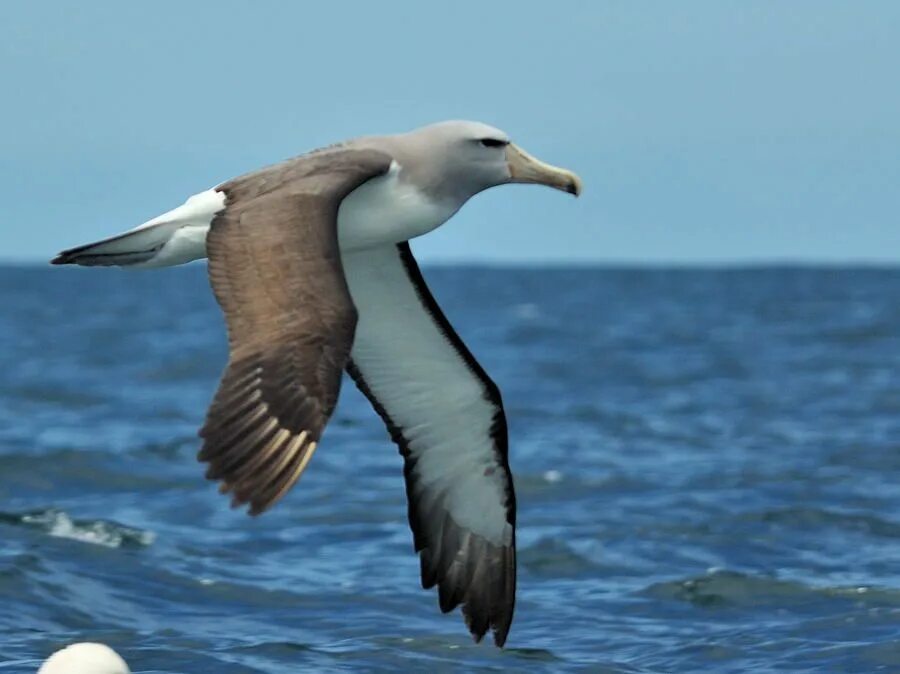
xmin=52 ymin=120 xmax=581 ymax=647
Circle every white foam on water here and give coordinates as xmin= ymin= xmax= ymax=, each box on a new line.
xmin=543 ymin=469 xmax=564 ymax=483
xmin=20 ymin=510 xmax=155 ymax=548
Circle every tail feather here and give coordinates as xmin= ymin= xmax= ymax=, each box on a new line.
xmin=50 ymin=188 xmax=225 ymax=268
xmin=51 ymin=222 xmax=179 ymax=267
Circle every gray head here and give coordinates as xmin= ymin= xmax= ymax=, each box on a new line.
xmin=379 ymin=120 xmax=582 ymax=205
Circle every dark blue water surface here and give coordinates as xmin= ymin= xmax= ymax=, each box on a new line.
xmin=0 ymin=264 xmax=898 ymax=673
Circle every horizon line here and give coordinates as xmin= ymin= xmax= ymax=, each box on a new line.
xmin=3 ymin=257 xmax=898 ymax=271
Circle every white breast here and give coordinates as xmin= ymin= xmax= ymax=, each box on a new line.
xmin=337 ymin=162 xmax=457 ymax=252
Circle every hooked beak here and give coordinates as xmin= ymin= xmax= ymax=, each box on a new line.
xmin=506 ymin=143 xmax=582 ymax=196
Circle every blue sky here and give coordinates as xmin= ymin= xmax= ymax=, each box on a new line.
xmin=0 ymin=1 xmax=897 ymax=264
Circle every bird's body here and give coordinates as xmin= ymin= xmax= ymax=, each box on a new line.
xmin=66 ymin=160 xmax=452 ymax=268
xmin=52 ymin=121 xmax=580 ymax=646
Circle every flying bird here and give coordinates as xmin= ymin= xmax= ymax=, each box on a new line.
xmin=52 ymin=121 xmax=581 ymax=646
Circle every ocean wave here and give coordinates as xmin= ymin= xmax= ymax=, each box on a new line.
xmin=520 ymin=537 xmax=599 ymax=576
xmin=643 ymin=568 xmax=900 ymax=608
xmin=0 ymin=508 xmax=155 ymax=549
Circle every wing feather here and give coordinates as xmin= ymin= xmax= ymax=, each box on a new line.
xmin=343 ymin=243 xmax=517 ymax=646
xmin=200 ymin=148 xmax=392 ymax=515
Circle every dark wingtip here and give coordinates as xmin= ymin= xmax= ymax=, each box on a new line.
xmin=492 ymin=624 xmax=510 ymax=648
xmin=247 ymin=501 xmax=268 ymax=517
xmin=465 ymin=615 xmax=510 ymax=648
xmin=462 ymin=608 xmax=510 ymax=647
xmin=50 ymin=252 xmax=70 ymax=265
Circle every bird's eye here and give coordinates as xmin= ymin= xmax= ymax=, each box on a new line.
xmin=479 ymin=138 xmax=508 ymax=148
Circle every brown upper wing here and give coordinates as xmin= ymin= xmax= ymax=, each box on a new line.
xmin=199 ymin=148 xmax=393 ymax=516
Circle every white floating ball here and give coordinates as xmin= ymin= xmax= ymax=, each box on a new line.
xmin=38 ymin=642 xmax=130 ymax=674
